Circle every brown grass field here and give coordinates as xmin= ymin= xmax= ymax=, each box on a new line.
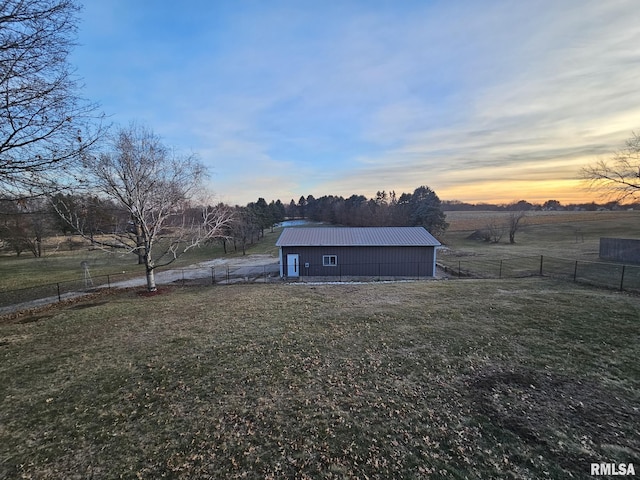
xmin=1 ymin=211 xmax=639 ymax=478
xmin=1 ymin=277 xmax=638 ymax=479
xmin=438 ymin=211 xmax=640 ymax=286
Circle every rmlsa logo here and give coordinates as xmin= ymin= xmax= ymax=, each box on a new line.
xmin=591 ymin=463 xmax=635 ymax=476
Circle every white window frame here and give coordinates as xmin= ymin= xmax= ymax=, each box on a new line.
xmin=322 ymin=255 xmax=338 ymax=267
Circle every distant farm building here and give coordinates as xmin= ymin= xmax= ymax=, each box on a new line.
xmin=600 ymin=238 xmax=640 ymax=264
xmin=276 ymin=227 xmax=441 ymax=279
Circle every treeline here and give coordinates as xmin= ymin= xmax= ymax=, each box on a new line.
xmin=5 ymin=185 xmax=632 ymax=259
xmin=280 ymin=186 xmax=448 ymax=234
xmin=0 ymin=185 xmax=449 ymax=258
xmin=0 ymin=195 xmax=288 ymax=258
xmin=441 ymin=199 xmax=640 ymax=211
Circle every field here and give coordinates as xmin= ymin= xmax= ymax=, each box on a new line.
xmin=441 ymin=210 xmax=640 ymax=260
xmin=1 ymin=211 xmax=639 ymax=478
xmin=1 ymin=278 xmax=639 ymax=479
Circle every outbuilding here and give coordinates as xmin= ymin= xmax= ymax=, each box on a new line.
xmin=276 ymin=226 xmax=441 ymax=279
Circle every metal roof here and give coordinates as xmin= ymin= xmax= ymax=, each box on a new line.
xmin=275 ymin=227 xmax=441 ymax=247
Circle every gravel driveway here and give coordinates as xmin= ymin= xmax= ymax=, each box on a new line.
xmin=0 ymin=254 xmax=280 ymax=316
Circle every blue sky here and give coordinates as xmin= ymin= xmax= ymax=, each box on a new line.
xmin=71 ymin=0 xmax=640 ymax=206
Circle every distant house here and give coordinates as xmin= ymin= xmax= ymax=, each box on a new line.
xmin=275 ymin=226 xmax=441 ymax=279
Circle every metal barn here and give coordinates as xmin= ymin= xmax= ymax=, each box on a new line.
xmin=276 ymin=227 xmax=441 ymax=279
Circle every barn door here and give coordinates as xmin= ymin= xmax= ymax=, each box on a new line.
xmin=287 ymin=254 xmax=299 ymax=277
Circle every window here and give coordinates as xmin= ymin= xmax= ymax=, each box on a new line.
xmin=323 ymin=255 xmax=337 ymax=266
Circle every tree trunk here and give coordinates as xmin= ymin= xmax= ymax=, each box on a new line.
xmin=145 ymin=267 xmax=156 ymax=291
xmin=144 ymin=252 xmax=156 ymax=291
xmin=135 ymin=221 xmax=145 ymax=265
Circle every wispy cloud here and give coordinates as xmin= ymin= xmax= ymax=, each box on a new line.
xmin=73 ymin=0 xmax=640 ymax=205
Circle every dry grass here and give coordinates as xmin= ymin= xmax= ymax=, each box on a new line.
xmin=1 ymin=279 xmax=638 ymax=479
xmin=440 ymin=210 xmax=640 ymax=264
xmin=444 ymin=210 xmax=638 ymax=233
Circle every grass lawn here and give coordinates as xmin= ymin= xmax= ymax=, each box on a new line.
xmin=1 ymin=278 xmax=638 ymax=479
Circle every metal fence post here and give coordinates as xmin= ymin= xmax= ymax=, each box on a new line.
xmin=573 ymin=261 xmax=578 ymax=282
xmin=539 ymin=255 xmax=544 ymax=276
xmin=620 ymin=265 xmax=626 ymax=291
xmin=57 ymin=283 xmax=61 ymax=302
xmin=107 ymin=274 xmax=111 ymax=289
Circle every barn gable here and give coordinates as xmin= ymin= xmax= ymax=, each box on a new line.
xmin=276 ymin=227 xmax=441 ymax=279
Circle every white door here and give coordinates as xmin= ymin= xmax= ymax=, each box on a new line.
xmin=287 ymin=254 xmax=299 ymax=277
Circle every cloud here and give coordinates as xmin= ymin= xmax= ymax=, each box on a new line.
xmin=73 ymin=0 xmax=640 ymax=205
xmin=310 ymin=0 xmax=640 ymax=203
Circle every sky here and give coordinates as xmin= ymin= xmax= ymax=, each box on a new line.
xmin=71 ymin=0 xmax=640 ymax=206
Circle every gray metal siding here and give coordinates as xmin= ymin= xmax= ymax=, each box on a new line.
xmin=276 ymin=227 xmax=441 ymax=247
xmin=280 ymin=245 xmax=436 ymax=277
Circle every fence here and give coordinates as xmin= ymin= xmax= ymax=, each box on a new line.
xmin=0 ymin=272 xmax=129 ymax=313
xmin=438 ymin=255 xmax=640 ymax=292
xmin=3 ymin=256 xmax=639 ymax=316
xmin=284 ymin=261 xmax=437 ymax=280
xmin=0 ymin=262 xmax=281 ymax=315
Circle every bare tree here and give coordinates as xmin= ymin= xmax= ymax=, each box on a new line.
xmin=0 ymin=0 xmax=103 ymax=197
xmin=582 ymin=132 xmax=640 ymax=202
xmin=483 ymin=219 xmax=504 ymax=243
xmin=0 ymin=197 xmax=54 ymax=256
xmin=229 ymin=206 xmax=258 ymax=255
xmin=55 ymin=124 xmax=233 ymax=291
xmin=49 ymin=193 xmax=122 ymax=241
xmin=508 ymin=211 xmax=526 ymax=244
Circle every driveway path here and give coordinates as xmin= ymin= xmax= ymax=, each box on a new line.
xmin=0 ymin=254 xmax=280 ymax=316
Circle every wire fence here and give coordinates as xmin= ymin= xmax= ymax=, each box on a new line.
xmin=0 ymin=273 xmax=129 ymax=313
xmin=438 ymin=255 xmax=640 ymax=292
xmin=0 ymin=263 xmax=281 ymax=315
xmin=2 ymin=255 xmax=639 ymax=316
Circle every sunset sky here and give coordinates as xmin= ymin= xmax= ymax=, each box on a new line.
xmin=71 ymin=0 xmax=640 ymax=206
